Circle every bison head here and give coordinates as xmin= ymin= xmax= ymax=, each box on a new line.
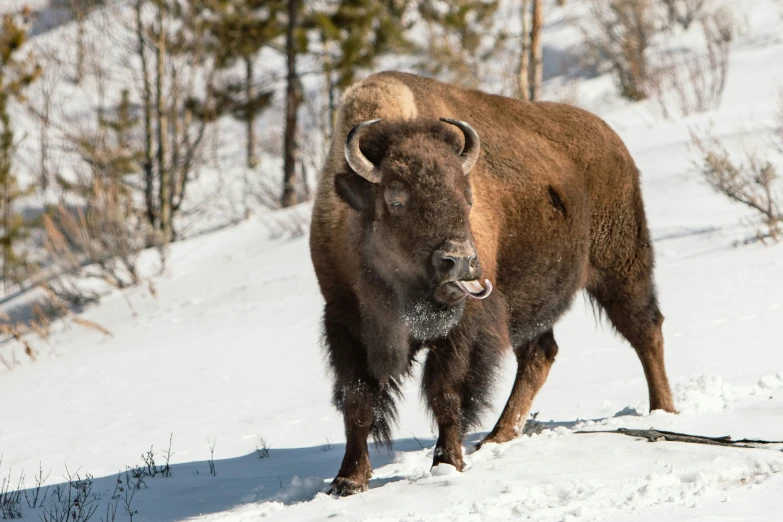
xmin=335 ymin=118 xmax=492 ymax=340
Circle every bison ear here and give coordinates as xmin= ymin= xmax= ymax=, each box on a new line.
xmin=335 ymin=172 xmax=374 ymax=212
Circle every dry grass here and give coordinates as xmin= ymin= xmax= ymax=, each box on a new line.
xmin=1 ymin=177 xmax=151 ymax=369
xmin=0 ymin=287 xmax=113 ymax=371
xmin=43 ymin=177 xmax=162 ymax=304
xmin=262 ymin=208 xmax=310 ymax=240
xmin=71 ymin=316 xmax=113 ymax=337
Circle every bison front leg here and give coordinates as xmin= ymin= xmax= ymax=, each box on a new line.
xmin=424 ymin=315 xmax=506 ymax=470
xmin=422 ymin=339 xmax=473 ymax=471
xmin=324 ymin=308 xmax=399 ymax=496
xmin=330 ymin=384 xmax=375 ymax=496
xmin=423 ymin=347 xmax=465 ymax=471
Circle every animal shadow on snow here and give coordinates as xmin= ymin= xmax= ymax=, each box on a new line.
xmin=12 ymin=437 xmax=433 ymax=522
xmin=16 ymin=413 xmax=636 ymax=521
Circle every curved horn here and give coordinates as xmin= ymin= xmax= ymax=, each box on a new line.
xmin=344 ymin=119 xmax=382 ymax=184
xmin=440 ymin=118 xmax=481 ymax=175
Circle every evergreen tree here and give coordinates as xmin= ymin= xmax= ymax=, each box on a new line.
xmin=73 ymin=89 xmax=142 ymax=190
xmin=55 ymin=0 xmax=105 ymax=84
xmin=202 ymin=0 xmax=285 ymax=167
xmin=417 ymin=0 xmax=501 ymax=88
xmin=311 ymin=0 xmax=411 ymax=138
xmin=0 ymin=12 xmax=40 ymax=290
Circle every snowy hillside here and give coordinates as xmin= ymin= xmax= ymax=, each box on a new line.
xmin=2 ymin=0 xmax=783 ymax=521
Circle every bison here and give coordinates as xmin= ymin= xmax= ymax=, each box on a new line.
xmin=309 ymin=71 xmax=676 ymax=496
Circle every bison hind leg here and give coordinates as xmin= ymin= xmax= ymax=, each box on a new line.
xmin=586 ymin=270 xmax=676 ymax=414
xmin=478 ymin=329 xmax=558 ymax=448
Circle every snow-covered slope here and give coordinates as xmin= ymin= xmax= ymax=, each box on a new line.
xmin=2 ymin=0 xmax=783 ymax=521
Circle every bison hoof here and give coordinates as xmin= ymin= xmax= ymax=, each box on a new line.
xmin=432 ymin=448 xmax=465 ymax=471
xmin=328 ymin=477 xmax=368 ymax=497
xmin=476 ymin=430 xmax=516 ymax=449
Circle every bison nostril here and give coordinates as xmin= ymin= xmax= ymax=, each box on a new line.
xmin=434 ymin=250 xmax=476 ymax=279
xmin=440 ymin=255 xmax=457 ymax=270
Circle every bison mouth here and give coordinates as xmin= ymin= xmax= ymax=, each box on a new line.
xmin=435 ymin=279 xmax=493 ymax=304
xmin=453 ymin=279 xmax=493 ymax=299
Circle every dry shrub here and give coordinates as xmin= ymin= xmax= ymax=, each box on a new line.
xmin=43 ymin=178 xmax=162 ymax=304
xmin=544 ymin=77 xmax=581 ymax=106
xmin=244 ymin=168 xmax=282 ymax=211
xmin=690 ymin=128 xmax=782 ymax=244
xmin=0 ymin=287 xmax=114 ymax=371
xmin=581 ymin=0 xmax=664 ymax=101
xmin=651 ymin=9 xmax=733 ymax=118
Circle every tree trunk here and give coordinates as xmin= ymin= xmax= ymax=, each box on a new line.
xmin=136 ymin=0 xmax=156 ymax=228
xmin=2 ymin=173 xmax=9 ymax=290
xmin=75 ymin=12 xmax=85 ymax=85
xmin=323 ymin=44 xmax=336 ymax=141
xmin=530 ymin=0 xmax=543 ymax=101
xmin=0 ymin=90 xmax=10 ymax=290
xmin=174 ymin=106 xmax=192 ymax=208
xmin=281 ymin=0 xmax=299 ymax=208
xmin=245 ymin=56 xmax=257 ymax=168
xmin=170 ymin=65 xmax=180 ymax=213
xmin=39 ymin=87 xmax=50 ymax=191
xmin=518 ymin=0 xmax=530 ymax=100
xmin=156 ymin=4 xmax=171 ymax=242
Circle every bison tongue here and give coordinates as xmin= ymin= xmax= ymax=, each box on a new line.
xmin=454 ymin=279 xmax=493 ymax=300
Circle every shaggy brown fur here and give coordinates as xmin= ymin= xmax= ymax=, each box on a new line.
xmin=309 ymin=71 xmax=676 ymax=496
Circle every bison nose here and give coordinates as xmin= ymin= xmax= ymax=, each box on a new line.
xmin=433 ymin=242 xmax=476 ymax=281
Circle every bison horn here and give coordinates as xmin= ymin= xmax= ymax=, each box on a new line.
xmin=344 ymin=119 xmax=382 ymax=184
xmin=440 ymin=118 xmax=481 ymax=175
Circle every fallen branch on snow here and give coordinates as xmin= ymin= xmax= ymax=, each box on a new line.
xmin=575 ymin=428 xmax=783 ymax=450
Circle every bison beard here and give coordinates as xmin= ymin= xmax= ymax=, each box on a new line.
xmin=400 ymin=297 xmax=464 ymax=341
xmin=310 ymin=71 xmax=676 ymax=497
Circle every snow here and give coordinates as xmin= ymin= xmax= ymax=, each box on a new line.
xmin=2 ymin=0 xmax=783 ymax=521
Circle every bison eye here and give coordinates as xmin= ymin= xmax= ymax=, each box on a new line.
xmin=384 ymin=187 xmax=409 ymax=214
xmin=388 ymin=201 xmax=406 ymax=214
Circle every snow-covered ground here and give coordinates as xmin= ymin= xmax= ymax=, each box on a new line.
xmin=2 ymin=0 xmax=783 ymax=521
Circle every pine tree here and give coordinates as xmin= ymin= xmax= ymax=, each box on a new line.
xmin=0 ymin=12 xmax=40 ymax=290
xmin=58 ymin=0 xmax=105 ymax=84
xmin=417 ymin=0 xmax=500 ymax=88
xmin=202 ymin=0 xmax=284 ymax=168
xmin=311 ymin=0 xmax=411 ymax=138
xmin=73 ymin=89 xmax=142 ymax=189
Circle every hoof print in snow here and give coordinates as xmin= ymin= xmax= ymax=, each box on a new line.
xmin=328 ymin=477 xmax=368 ymax=497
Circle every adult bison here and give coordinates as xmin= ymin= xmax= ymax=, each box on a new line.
xmin=309 ymin=71 xmax=676 ymax=496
